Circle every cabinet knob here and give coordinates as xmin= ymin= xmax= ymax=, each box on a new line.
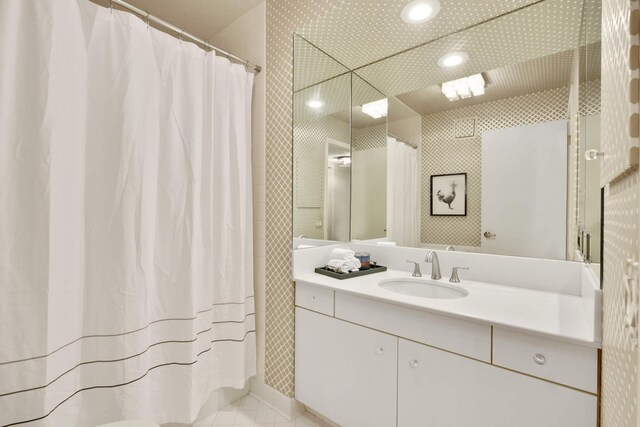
xmin=533 ymin=353 xmax=546 ymax=365
xmin=409 ymin=359 xmax=419 ymax=368
xmin=311 ymin=295 xmax=316 ymax=301
xmin=375 ymin=347 xmax=384 ymax=355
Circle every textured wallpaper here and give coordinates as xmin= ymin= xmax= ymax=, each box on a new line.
xmin=353 ymin=124 xmax=387 ymax=151
xmin=264 ymin=0 xmax=346 ymax=398
xmin=600 ymin=0 xmax=640 ymax=425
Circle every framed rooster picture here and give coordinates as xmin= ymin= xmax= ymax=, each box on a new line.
xmin=430 ymin=173 xmax=467 ymax=216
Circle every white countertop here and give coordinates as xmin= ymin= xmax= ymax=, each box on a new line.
xmin=294 ymin=269 xmax=600 ymax=348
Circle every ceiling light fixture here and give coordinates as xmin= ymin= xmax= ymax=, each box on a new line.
xmin=437 ymin=52 xmax=469 ymax=68
xmin=401 ymin=0 xmax=441 ymax=24
xmin=361 ymin=98 xmax=388 ymax=119
xmin=441 ymin=74 xmax=485 ymax=101
xmin=306 ymin=99 xmax=325 ymax=109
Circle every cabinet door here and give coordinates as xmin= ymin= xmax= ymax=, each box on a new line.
xmin=398 ymin=339 xmax=597 ymax=427
xmin=295 ymin=307 xmax=398 ymax=427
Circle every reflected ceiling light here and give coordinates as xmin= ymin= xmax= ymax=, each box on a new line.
xmin=437 ymin=52 xmax=469 ymax=68
xmin=401 ymin=0 xmax=441 ymax=24
xmin=306 ymin=99 xmax=325 ymax=109
xmin=441 ymin=74 xmax=485 ymax=101
xmin=361 ymin=98 xmax=388 ymax=118
xmin=337 ymin=156 xmax=351 ymax=167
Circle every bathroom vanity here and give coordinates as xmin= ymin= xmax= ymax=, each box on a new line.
xmin=293 ymin=247 xmax=601 ymax=427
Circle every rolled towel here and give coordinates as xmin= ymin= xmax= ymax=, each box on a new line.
xmin=328 ymin=258 xmax=363 ymax=274
xmin=327 ymin=259 xmax=350 ymax=274
xmin=330 ymin=248 xmax=355 ymax=260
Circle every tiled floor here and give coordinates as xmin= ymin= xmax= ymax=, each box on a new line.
xmin=193 ymin=395 xmax=335 ymax=427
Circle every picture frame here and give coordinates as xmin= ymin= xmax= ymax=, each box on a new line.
xmin=430 ymin=173 xmax=467 ymax=216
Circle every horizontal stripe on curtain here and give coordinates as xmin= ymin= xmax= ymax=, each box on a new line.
xmin=0 ymin=0 xmax=255 ymax=425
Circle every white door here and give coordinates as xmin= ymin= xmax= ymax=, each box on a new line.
xmin=481 ymin=120 xmax=568 ymax=259
xmin=295 ymin=308 xmax=398 ymax=427
xmin=397 ymin=339 xmax=596 ymax=427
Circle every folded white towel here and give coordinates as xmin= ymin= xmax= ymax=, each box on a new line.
xmin=327 ymin=258 xmax=351 ymax=274
xmin=328 ymin=257 xmax=361 ymax=274
xmin=377 ymin=241 xmax=396 ymax=246
xmin=330 ymin=248 xmax=355 ymax=260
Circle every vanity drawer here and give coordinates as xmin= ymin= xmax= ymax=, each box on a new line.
xmin=492 ymin=327 xmax=598 ymax=393
xmin=295 ymin=282 xmax=334 ymax=316
xmin=335 ymin=293 xmax=492 ymax=362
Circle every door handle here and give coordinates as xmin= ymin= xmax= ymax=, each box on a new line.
xmin=483 ymin=231 xmax=496 ymax=239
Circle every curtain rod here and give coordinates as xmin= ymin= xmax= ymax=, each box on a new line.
xmin=111 ymin=0 xmax=262 ymax=73
xmin=388 ymin=133 xmax=418 ymax=149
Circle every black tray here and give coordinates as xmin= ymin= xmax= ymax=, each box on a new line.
xmin=314 ymin=264 xmax=387 ymax=280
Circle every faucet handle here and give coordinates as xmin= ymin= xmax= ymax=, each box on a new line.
xmin=450 ymin=267 xmax=469 ymax=283
xmin=406 ymin=260 xmax=422 ymax=278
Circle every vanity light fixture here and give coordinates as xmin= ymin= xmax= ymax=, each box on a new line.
xmin=306 ymin=99 xmax=325 ymax=109
xmin=441 ymin=74 xmax=485 ymax=101
xmin=401 ymin=0 xmax=441 ymax=24
xmin=361 ymin=98 xmax=388 ymax=119
xmin=437 ymin=51 xmax=469 ymax=68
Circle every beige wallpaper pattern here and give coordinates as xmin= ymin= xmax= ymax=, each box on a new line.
xmin=265 ymin=0 xmax=345 ymax=398
xmin=601 ymin=0 xmax=640 ymax=185
xmin=353 ymin=124 xmax=387 ymax=151
xmin=600 ymin=0 xmax=640 ymax=425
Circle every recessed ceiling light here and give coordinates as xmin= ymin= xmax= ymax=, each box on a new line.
xmin=437 ymin=52 xmax=469 ymax=68
xmin=401 ymin=0 xmax=441 ymax=24
xmin=306 ymin=99 xmax=325 ymax=109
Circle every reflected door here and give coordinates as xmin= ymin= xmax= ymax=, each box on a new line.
xmin=481 ymin=120 xmax=568 ymax=259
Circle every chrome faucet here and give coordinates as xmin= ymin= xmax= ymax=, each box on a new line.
xmin=406 ymin=260 xmax=422 ymax=277
xmin=425 ymin=251 xmax=442 ymax=280
xmin=445 ymin=245 xmax=455 ymax=251
xmin=449 ymin=267 xmax=469 ymax=283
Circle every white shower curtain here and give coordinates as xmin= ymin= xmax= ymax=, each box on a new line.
xmin=387 ymin=137 xmax=420 ymax=247
xmin=0 ymin=0 xmax=255 ymax=426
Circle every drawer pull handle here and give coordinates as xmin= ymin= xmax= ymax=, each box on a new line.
xmin=410 ymin=359 xmax=419 ymax=368
xmin=375 ymin=347 xmax=384 ymax=355
xmin=311 ymin=296 xmax=316 ymax=301
xmin=533 ymin=353 xmax=546 ymax=365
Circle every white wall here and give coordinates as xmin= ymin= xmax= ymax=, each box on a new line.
xmin=352 ymin=147 xmax=387 ymax=240
xmin=212 ymin=0 xmax=267 ymax=402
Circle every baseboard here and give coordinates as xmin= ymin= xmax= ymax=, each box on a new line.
xmin=249 ymin=378 xmax=304 ymax=420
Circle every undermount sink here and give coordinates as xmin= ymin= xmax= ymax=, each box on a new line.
xmin=378 ymin=278 xmax=469 ymax=299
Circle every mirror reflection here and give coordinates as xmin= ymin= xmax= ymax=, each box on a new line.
xmin=292 ymin=35 xmax=351 ymax=248
xmin=292 ymin=0 xmax=602 ymax=264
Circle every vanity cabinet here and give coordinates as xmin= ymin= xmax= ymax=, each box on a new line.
xmin=294 ymin=282 xmax=598 ymax=427
xmin=398 ymin=339 xmax=597 ymax=427
xmin=295 ymin=307 xmax=398 ymax=427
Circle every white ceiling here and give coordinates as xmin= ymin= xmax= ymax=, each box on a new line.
xmin=297 ymin=0 xmax=543 ymax=70
xmin=397 ymin=43 xmax=601 ymax=116
xmin=89 ymin=0 xmax=263 ymax=41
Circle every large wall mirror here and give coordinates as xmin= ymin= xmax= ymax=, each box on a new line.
xmin=292 ymin=0 xmax=602 ymax=266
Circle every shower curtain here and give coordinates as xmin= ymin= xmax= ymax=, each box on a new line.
xmin=0 ymin=0 xmax=255 ymax=426
xmin=387 ymin=137 xmax=420 ymax=247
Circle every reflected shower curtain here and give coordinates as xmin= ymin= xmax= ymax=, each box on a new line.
xmin=0 ymin=0 xmax=255 ymax=425
xmin=387 ymin=137 xmax=420 ymax=247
